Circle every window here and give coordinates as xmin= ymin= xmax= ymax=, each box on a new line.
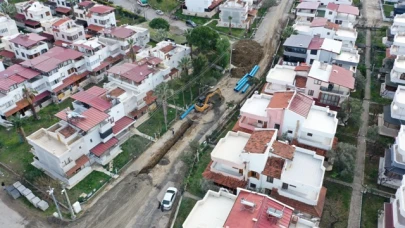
xmin=62 ymin=34 xmax=65 ymax=39
xmin=248 ymin=171 xmax=260 ymax=180
xmin=41 ymin=14 xmax=43 ymax=18
xmin=46 ymin=11 xmax=50 ymax=16
xmin=21 ymin=53 xmax=25 ymax=58
xmin=329 ymin=11 xmax=332 ymax=15
xmin=314 ymin=80 xmax=322 ymax=85
xmin=90 ymin=139 xmax=93 ymax=143
xmin=250 ymin=183 xmax=256 ymax=189
xmin=320 ymin=93 xmax=340 ymax=106
xmin=79 ymin=31 xmax=83 ymax=36
xmin=287 ymin=130 xmax=293 ymax=134
xmin=282 ymin=183 xmax=288 ymax=190
xmin=309 ymin=59 xmax=314 ymax=64
xmin=307 ymin=133 xmax=313 ymax=137
xmin=274 ymin=124 xmax=280 ymax=130
xmin=310 ymin=50 xmax=317 ymax=55
xmin=14 ymin=43 xmax=19 ymax=48
xmin=308 ymin=90 xmax=314 ymax=96
xmin=94 ymin=19 xmax=98 ymax=23
xmin=0 ymin=28 xmax=8 ymax=34
xmin=30 ymin=14 xmax=33 ymax=18
xmin=15 ymin=50 xmax=19 ymax=55
xmin=327 ymin=32 xmax=330 ymax=35
xmin=266 ymin=176 xmax=274 ymax=183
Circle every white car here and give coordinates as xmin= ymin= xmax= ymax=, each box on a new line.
xmin=156 ymin=10 xmax=164 ymax=15
xmin=161 ymin=187 xmax=178 ymax=210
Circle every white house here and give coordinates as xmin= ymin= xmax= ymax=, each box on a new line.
xmin=378 ymin=176 xmax=405 ymax=228
xmin=391 ymin=33 xmax=405 ymax=56
xmin=47 ymin=0 xmax=73 ymax=16
xmin=324 ymin=3 xmax=360 ymax=29
xmin=183 ymin=0 xmax=222 ymax=18
xmin=27 ymin=86 xmax=136 ymax=188
xmin=203 ymin=128 xmax=327 ymax=219
xmin=390 ymin=56 xmax=405 ymax=86
xmin=262 ymin=63 xmax=308 ymax=94
xmin=379 ymin=86 xmax=405 ymax=137
xmin=295 ymin=2 xmax=320 ymax=22
xmin=218 ymin=0 xmax=257 ymax=29
xmin=14 ymin=1 xmax=53 ymax=33
xmin=183 ymin=188 xmax=320 ymax=228
xmin=0 ymin=13 xmax=19 ymax=39
xmin=52 ymin=17 xmax=86 ymax=43
xmin=74 ymin=1 xmax=116 ymax=33
xmin=9 ymin=33 xmax=49 ymax=61
xmin=306 ymin=60 xmax=355 ymax=107
xmin=305 ymin=36 xmax=342 ymax=65
xmin=384 ymin=14 xmax=405 ymax=46
xmin=301 ymin=0 xmax=352 ymax=6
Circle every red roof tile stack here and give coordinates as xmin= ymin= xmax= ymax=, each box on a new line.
xmin=272 ymin=141 xmax=295 ymax=160
xmin=243 ymin=130 xmax=275 ymax=153
xmin=262 ymin=157 xmax=285 ymax=179
xmin=288 ymin=92 xmax=313 ymax=117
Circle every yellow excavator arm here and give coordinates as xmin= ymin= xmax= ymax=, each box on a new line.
xmin=195 ymin=88 xmax=223 ymax=112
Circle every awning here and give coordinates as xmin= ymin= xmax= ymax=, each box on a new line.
xmin=90 ymin=137 xmax=119 ymax=157
xmin=55 ymin=7 xmax=71 ymax=14
xmin=33 ymin=91 xmax=51 ymax=103
xmin=24 ymin=20 xmax=40 ymax=27
xmin=4 ymin=99 xmax=29 ymax=117
xmin=53 ymin=71 xmax=89 ymax=93
xmin=39 ymin=32 xmax=54 ymax=41
xmin=91 ymin=61 xmax=110 ymax=72
xmin=0 ymin=50 xmax=15 ymax=59
xmin=87 ymin=24 xmax=104 ymax=32
xmin=14 ymin=13 xmax=25 ymax=21
xmin=112 ymin=116 xmax=135 ymax=134
xmin=66 ymin=155 xmax=89 ymax=177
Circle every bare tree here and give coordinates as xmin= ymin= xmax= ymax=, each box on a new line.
xmin=322 ymin=197 xmax=347 ymax=228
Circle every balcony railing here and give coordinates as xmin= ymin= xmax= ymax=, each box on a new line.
xmin=320 ymin=86 xmax=345 ymax=95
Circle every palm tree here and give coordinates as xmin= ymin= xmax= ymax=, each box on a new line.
xmin=281 ymin=26 xmax=298 ymax=40
xmin=228 ymin=16 xmax=233 ymax=35
xmin=70 ymin=0 xmax=76 ymax=20
xmin=184 ymin=29 xmax=193 ymax=59
xmin=178 ymin=57 xmax=192 ymax=77
xmin=154 ymin=83 xmax=175 ymax=132
xmin=127 ymin=38 xmax=136 ymax=63
xmin=22 ymin=85 xmax=38 ymax=120
xmin=10 ymin=115 xmax=26 ymax=143
xmin=0 ymin=2 xmax=17 ymax=16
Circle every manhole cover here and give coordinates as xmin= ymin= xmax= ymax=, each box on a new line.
xmin=159 ymin=158 xmax=170 ymax=166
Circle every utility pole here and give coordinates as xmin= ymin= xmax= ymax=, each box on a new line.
xmin=48 ymin=187 xmax=63 ymax=220
xmin=62 ymin=184 xmax=76 ymax=220
xmin=229 ymin=46 xmax=235 ymax=74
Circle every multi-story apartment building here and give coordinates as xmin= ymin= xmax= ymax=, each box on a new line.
xmin=390 ymin=33 xmax=405 ymax=56
xmin=324 ymin=3 xmax=360 ymax=29
xmin=302 ymin=0 xmax=352 ymax=6
xmin=14 ymin=1 xmax=53 ymax=33
xmin=295 ymin=2 xmax=320 ymax=22
xmin=262 ymin=63 xmax=308 ymax=94
xmin=52 ymin=17 xmax=86 ymax=43
xmin=283 ymin=34 xmax=312 ymax=63
xmin=203 ymin=128 xmax=327 ymax=219
xmin=27 ymin=86 xmax=136 ymax=188
xmin=305 ymin=36 xmax=342 ymax=65
xmin=378 ymin=177 xmax=405 ymax=227
xmin=9 ymin=33 xmax=49 ymax=61
xmin=183 ymin=0 xmax=222 ymax=18
xmin=306 ymin=60 xmax=355 ymax=107
xmin=0 ymin=13 xmax=19 ymax=38
xmin=218 ymin=0 xmax=257 ymax=29
xmin=74 ymin=1 xmax=116 ymax=33
xmin=379 ymin=86 xmax=405 ymax=137
xmin=47 ymin=0 xmax=74 ymax=16
xmin=383 ymin=14 xmax=405 ymax=46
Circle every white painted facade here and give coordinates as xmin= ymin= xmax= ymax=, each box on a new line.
xmin=15 ymin=1 xmax=53 ymax=22
xmin=185 ymin=0 xmax=214 ymax=13
xmin=391 ymin=86 xmax=405 ymax=121
xmin=10 ymin=35 xmax=49 ymax=61
xmin=302 ymin=0 xmax=352 ymax=5
xmin=263 ymin=64 xmax=297 ymax=94
xmin=74 ymin=3 xmax=116 ymax=29
xmin=391 ymin=56 xmax=405 ymax=86
xmin=0 ymin=14 xmax=19 ymax=38
xmin=52 ymin=18 xmax=86 ymax=43
xmin=391 ymin=34 xmax=405 ymax=56
xmin=218 ymin=0 xmax=253 ymax=29
xmin=324 ymin=8 xmax=358 ymax=29
xmin=378 ymin=177 xmax=405 ymax=228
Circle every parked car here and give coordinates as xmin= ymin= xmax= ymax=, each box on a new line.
xmin=156 ymin=10 xmax=164 ymax=15
xmin=186 ymin=20 xmax=197 ymax=28
xmin=161 ymin=187 xmax=178 ymax=210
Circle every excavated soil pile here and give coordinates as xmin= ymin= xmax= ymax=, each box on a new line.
xmin=231 ymin=40 xmax=263 ymax=78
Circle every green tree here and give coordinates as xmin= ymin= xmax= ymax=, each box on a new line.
xmin=337 ymin=99 xmax=363 ymax=127
xmin=355 ymin=74 xmax=366 ymax=91
xmin=0 ymin=2 xmax=17 ymax=16
xmin=154 ymin=28 xmax=167 ymax=42
xmin=328 ymin=142 xmax=356 ymax=180
xmin=127 ymin=38 xmax=136 ymax=63
xmin=281 ymin=26 xmax=298 ymax=40
xmin=178 ymin=57 xmax=192 ymax=77
xmin=149 ymin=18 xmax=170 ymax=31
xmin=22 ymin=86 xmax=38 ymax=120
xmin=192 ymin=54 xmax=208 ymax=75
xmin=10 ymin=115 xmax=26 ymax=143
xmin=261 ymin=0 xmax=277 ymax=8
xmin=366 ymin=125 xmax=386 ymax=160
xmin=189 ymin=26 xmax=220 ymax=53
xmin=154 ymin=83 xmax=174 ymax=131
xmin=184 ymin=29 xmax=194 ymax=59
xmin=228 ymin=16 xmax=233 ymax=35
xmin=215 ymin=37 xmax=231 ymax=68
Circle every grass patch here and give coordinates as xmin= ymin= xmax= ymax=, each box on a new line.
xmin=335 ymin=125 xmax=358 ymax=146
xmin=361 ymin=194 xmax=388 ymax=228
xmin=113 ymin=135 xmax=152 ymax=171
xmin=148 ymin=0 xmax=179 ymax=12
xmin=383 ymin=5 xmax=394 ymax=18
xmin=206 ymin=20 xmax=247 ymax=38
xmin=174 ymin=8 xmax=213 ymax=25
xmin=173 ymin=197 xmax=197 ymax=228
xmin=137 ymin=107 xmax=177 ymax=136
xmin=185 ymin=147 xmax=213 ymax=198
xmin=364 ymin=157 xmax=396 ymax=193
xmin=320 ymin=181 xmax=352 ymax=228
xmin=116 ymin=13 xmax=146 ymax=26
xmin=370 ymin=77 xmax=392 ymax=105
xmin=68 ymin=171 xmax=111 ymax=203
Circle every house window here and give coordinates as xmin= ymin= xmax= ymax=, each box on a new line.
xmin=310 ymin=59 xmax=314 ymax=64
xmin=282 ymin=183 xmax=288 ymax=189
xmin=266 ymin=176 xmax=274 ymax=183
xmin=41 ymin=14 xmax=43 ymax=18
xmin=46 ymin=11 xmax=50 ymax=16
xmin=30 ymin=14 xmax=33 ymax=18
xmin=287 ymin=130 xmax=293 ymax=134
xmin=274 ymin=124 xmax=280 ymax=130
xmin=21 ymin=53 xmax=25 ymax=57
xmin=79 ymin=31 xmax=83 ymax=36
xmin=15 ymin=50 xmax=19 ymax=55
xmin=248 ymin=171 xmax=260 ymax=180
xmin=327 ymin=32 xmax=330 ymax=35
xmin=320 ymin=93 xmax=340 ymax=106
xmin=307 ymin=133 xmax=313 ymax=137
xmin=310 ymin=50 xmax=317 ymax=55
xmin=90 ymin=139 xmax=93 ymax=143
xmin=329 ymin=11 xmax=332 ymax=15
xmin=250 ymin=183 xmax=256 ymax=189
xmin=314 ymin=80 xmax=322 ymax=85
xmin=94 ymin=19 xmax=98 ymax=23
xmin=62 ymin=35 xmax=65 ymax=39
xmin=308 ymin=90 xmax=314 ymax=96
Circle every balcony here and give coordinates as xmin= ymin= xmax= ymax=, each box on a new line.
xmin=92 ymin=146 xmax=121 ymax=166
xmin=320 ymin=86 xmax=346 ymax=95
xmin=278 ymin=188 xmax=318 ymax=206
xmin=297 ymin=135 xmax=333 ymax=151
xmin=239 ymin=116 xmax=267 ymax=131
xmin=211 ymin=161 xmax=244 ymax=180
xmin=296 ymin=9 xmax=317 ymax=18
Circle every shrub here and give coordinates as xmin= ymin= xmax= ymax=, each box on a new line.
xmin=149 ymin=18 xmax=170 ymax=31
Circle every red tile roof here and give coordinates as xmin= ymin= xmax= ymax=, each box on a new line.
xmin=296 ymin=1 xmax=319 ymax=9
xmin=53 ymin=71 xmax=89 ymax=93
xmin=308 ymin=36 xmax=324 ymax=50
xmin=91 ymin=61 xmax=110 ymax=72
xmin=71 ymin=90 xmax=111 ymax=112
xmin=310 ymin=17 xmax=328 ymax=27
xmin=223 ymin=190 xmax=294 ymax=228
xmin=294 ymin=76 xmax=307 ymax=88
xmin=55 ymin=107 xmax=109 ymax=131
xmin=8 ymin=75 xmax=26 ymax=84
xmin=271 ymin=187 xmax=327 ymax=218
xmin=160 ymin=44 xmax=176 ymax=54
xmin=272 ymin=141 xmax=295 ymax=160
xmin=232 ymin=121 xmax=254 ymax=134
xmin=10 ymin=33 xmax=46 ymax=48
xmin=33 ymin=90 xmax=51 ymax=102
xmin=295 ymin=64 xmax=310 ymax=72
xmin=244 ymin=130 xmax=275 ymax=153
xmin=0 ymin=50 xmax=15 ymax=59
xmin=337 ymin=4 xmax=359 ymax=15
xmin=89 ymin=5 xmax=115 ymax=14
xmin=5 ymin=99 xmax=29 ymax=117
xmin=291 ymin=137 xmax=338 ymax=157
xmin=78 ymin=1 xmax=94 ymax=7
xmin=14 ymin=13 xmax=25 ymax=21
xmin=52 ymin=17 xmax=70 ymax=26
xmin=289 ymin=92 xmax=313 ymax=117
xmin=262 ymin=156 xmax=285 ymax=179
xmin=208 ymin=0 xmax=222 ymax=10
xmin=86 ymin=86 xmax=107 ymax=96
xmin=330 ymin=65 xmax=355 ymax=89
xmin=108 ymin=62 xmax=155 ymax=83
xmin=326 ymin=2 xmax=339 ymax=11
xmin=54 ymin=40 xmax=71 ymax=47
xmin=384 ymin=203 xmax=394 ymax=228
xmin=268 ymin=91 xmax=294 ymax=109
xmin=105 ymin=26 xmax=135 ymax=39
xmin=143 ymin=90 xmax=157 ymax=105
xmin=55 ymin=7 xmax=71 ymax=14
xmin=0 ymin=64 xmax=40 ymax=79
xmin=112 ymin=116 xmax=135 ymax=134
xmin=0 ymin=78 xmax=17 ymax=91
xmin=87 ymin=24 xmax=104 ymax=32
xmin=90 ymin=137 xmax=119 ymax=157
xmin=202 ymin=161 xmax=247 ymax=189
xmin=24 ymin=19 xmax=40 ymax=26
xmin=66 ymin=155 xmax=89 ymax=177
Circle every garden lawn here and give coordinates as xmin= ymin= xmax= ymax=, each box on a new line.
xmin=148 ymin=0 xmax=179 ymax=12
xmin=320 ymin=181 xmax=352 ymax=228
xmin=68 ymin=171 xmax=111 ymax=202
xmin=185 ymin=147 xmax=213 ymax=198
xmin=137 ymin=107 xmax=177 ymax=136
xmin=370 ymin=78 xmax=392 ymax=105
xmin=364 ymin=156 xmax=396 ymax=193
xmin=173 ymin=198 xmax=197 ymax=228
xmin=174 ymin=8 xmax=213 ymax=25
xmin=361 ymin=194 xmax=388 ymax=228
xmin=206 ymin=20 xmax=247 ymax=38
xmin=383 ymin=5 xmax=394 ymax=18
xmin=113 ymin=135 xmax=152 ymax=171
xmin=335 ymin=125 xmax=358 ymax=146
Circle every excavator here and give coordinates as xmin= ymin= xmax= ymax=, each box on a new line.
xmin=195 ymin=88 xmax=224 ymax=112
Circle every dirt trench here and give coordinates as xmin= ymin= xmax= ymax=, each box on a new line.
xmin=231 ymin=40 xmax=264 ymax=78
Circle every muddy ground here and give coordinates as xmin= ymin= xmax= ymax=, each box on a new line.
xmin=231 ymin=40 xmax=263 ymax=78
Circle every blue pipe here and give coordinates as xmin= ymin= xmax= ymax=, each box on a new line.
xmin=250 ymin=65 xmax=260 ymax=77
xmin=235 ymin=78 xmax=248 ymax=89
xmin=241 ymin=83 xmax=250 ymax=93
xmin=234 ymin=78 xmax=248 ymax=91
xmin=236 ymin=74 xmax=249 ymax=85
xmin=249 ymin=66 xmax=257 ymax=76
xmin=180 ymin=104 xmax=195 ymax=120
